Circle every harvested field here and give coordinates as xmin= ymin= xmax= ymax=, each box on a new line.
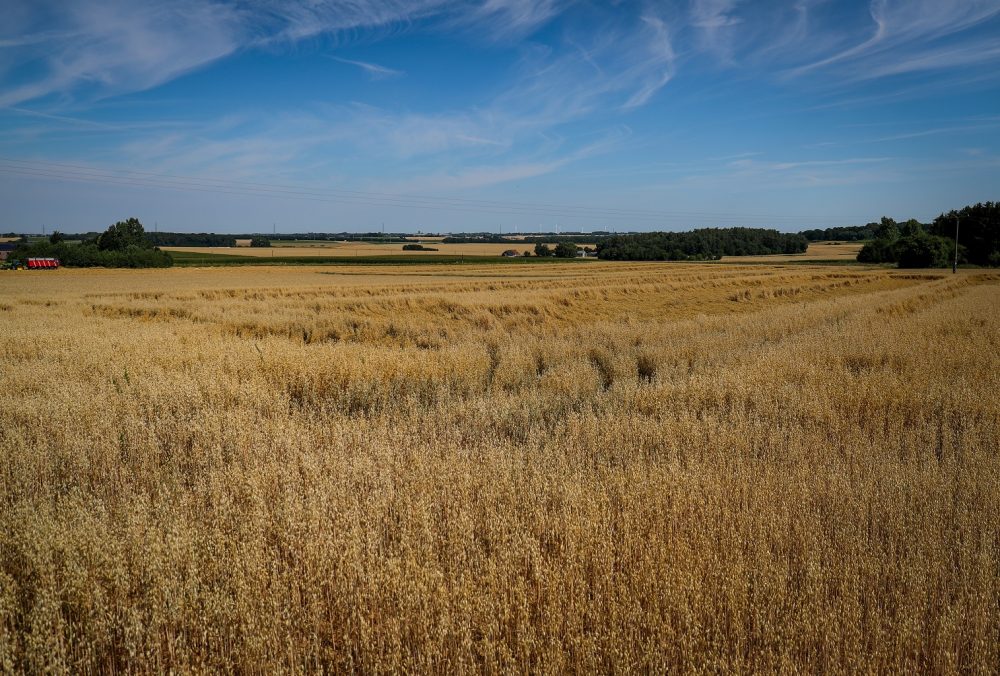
xmin=165 ymin=240 xmax=858 ymax=262
xmin=164 ymin=241 xmax=575 ymax=258
xmin=0 ymin=263 xmax=997 ymax=672
xmin=721 ymin=240 xmax=865 ymax=262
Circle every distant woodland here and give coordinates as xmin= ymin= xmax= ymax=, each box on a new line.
xmin=5 ymin=202 xmax=996 ymax=269
xmin=596 ymin=228 xmax=808 ymax=261
xmin=859 ymin=203 xmax=999 ymax=268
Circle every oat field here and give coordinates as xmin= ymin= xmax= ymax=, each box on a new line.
xmin=1 ymin=263 xmax=998 ymax=673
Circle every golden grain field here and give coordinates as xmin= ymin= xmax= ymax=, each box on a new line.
xmin=1 ymin=262 xmax=998 ymax=673
xmin=721 ymin=241 xmax=864 ymax=262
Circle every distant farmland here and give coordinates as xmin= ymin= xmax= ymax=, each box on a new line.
xmin=164 ymin=250 xmax=580 ymax=267
xmin=163 ymin=241 xmax=576 ymax=258
xmin=720 ymin=240 xmax=863 ymax=262
xmin=162 ymin=239 xmax=859 ymax=262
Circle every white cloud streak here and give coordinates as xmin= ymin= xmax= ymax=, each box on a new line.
xmin=690 ymin=0 xmax=741 ymax=61
xmin=461 ymin=0 xmax=571 ymax=39
xmin=328 ymin=56 xmax=403 ymax=79
xmin=3 ymin=0 xmax=999 ymax=204
xmin=788 ymin=0 xmax=1000 ymax=76
xmin=0 ymin=0 xmax=246 ymax=107
xmin=4 ymin=0 xmax=998 ymax=110
xmin=0 ymin=0 xmax=565 ymax=106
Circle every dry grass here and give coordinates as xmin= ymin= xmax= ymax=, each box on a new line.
xmin=1 ymin=263 xmax=997 ymax=673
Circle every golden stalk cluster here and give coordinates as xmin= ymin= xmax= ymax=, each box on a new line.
xmin=0 ymin=263 xmax=997 ymax=673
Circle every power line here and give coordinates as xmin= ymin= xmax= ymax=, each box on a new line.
xmin=0 ymin=163 xmax=836 ymax=225
xmin=0 ymin=156 xmax=836 ymax=221
xmin=0 ymin=156 xmax=863 ymax=227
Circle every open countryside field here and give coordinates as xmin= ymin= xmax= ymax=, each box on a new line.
xmin=163 ymin=241 xmax=574 ymax=258
xmin=164 ymin=239 xmax=859 ymax=261
xmin=1 ymin=263 xmax=998 ymax=672
xmin=721 ymin=240 xmax=865 ymax=262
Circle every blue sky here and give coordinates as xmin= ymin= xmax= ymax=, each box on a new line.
xmin=1 ymin=0 xmax=998 ymax=233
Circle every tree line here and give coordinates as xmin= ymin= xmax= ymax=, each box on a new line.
xmin=596 ymin=228 xmax=808 ymax=261
xmin=800 ymin=225 xmax=877 ymax=241
xmin=857 ymin=203 xmax=998 ymax=268
xmin=6 ymin=203 xmax=994 ymax=268
xmin=533 ymin=242 xmax=585 ymax=258
xmin=12 ymin=218 xmax=172 ymax=268
xmin=442 ymin=234 xmax=612 ymax=244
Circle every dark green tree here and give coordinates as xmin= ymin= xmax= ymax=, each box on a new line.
xmin=554 ymin=242 xmax=578 ymax=258
xmin=895 ymin=234 xmax=952 ymax=268
xmin=534 ymin=243 xmax=553 ymax=257
xmin=857 ymin=217 xmax=907 ymax=264
xmin=596 ymin=228 xmax=807 ymax=261
xmin=874 ymin=217 xmax=899 ymax=241
xmin=857 ymin=239 xmax=894 ymax=264
xmin=928 ymin=202 xmax=999 ymax=266
xmin=899 ymin=219 xmax=925 ymax=238
xmin=799 ymin=224 xmax=878 ymax=241
xmin=98 ymin=217 xmax=147 ymax=251
xmin=49 ymin=230 xmax=65 ymax=244
xmin=250 ymin=237 xmax=271 ymax=247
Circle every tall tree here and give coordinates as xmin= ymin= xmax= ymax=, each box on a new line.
xmin=97 ymin=217 xmax=147 ymax=251
xmin=929 ymin=202 xmax=999 ymax=266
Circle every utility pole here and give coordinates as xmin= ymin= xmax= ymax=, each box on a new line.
xmin=953 ymin=215 xmax=960 ymax=274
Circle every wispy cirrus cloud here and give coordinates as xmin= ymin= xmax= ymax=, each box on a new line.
xmin=0 ymin=0 xmax=567 ymax=107
xmin=848 ymin=42 xmax=1000 ymax=80
xmin=490 ymin=10 xmax=676 ymax=123
xmin=0 ymin=0 xmax=244 ymax=107
xmin=690 ymin=0 xmax=741 ymax=62
xmin=680 ymin=0 xmax=1000 ymax=90
xmin=5 ymin=0 xmax=997 ymax=113
xmin=787 ymin=0 xmax=1000 ymax=76
xmin=383 ymin=127 xmax=629 ymax=192
xmin=0 ymin=0 xmax=680 ymax=197
xmin=622 ymin=15 xmax=676 ymax=109
xmin=672 ymin=154 xmax=901 ymax=191
xmin=328 ymin=56 xmax=403 ymax=80
xmin=3 ymin=0 xmax=998 ymax=228
xmin=248 ymin=0 xmax=451 ymax=43
xmin=460 ymin=0 xmax=571 ymax=40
